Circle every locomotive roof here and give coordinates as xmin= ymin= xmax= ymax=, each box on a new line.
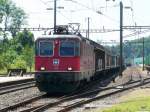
xmin=36 ymin=35 xmax=105 ymax=50
xmin=85 ymin=38 xmax=113 ymax=55
xmin=36 ymin=35 xmax=82 ymax=41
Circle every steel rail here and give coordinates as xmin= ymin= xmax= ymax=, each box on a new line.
xmin=0 ymin=94 xmax=46 ymax=112
xmin=29 ymin=78 xmax=150 ymax=112
xmin=2 ymin=76 xmax=149 ymax=112
xmin=0 ymin=73 xmax=119 ymax=112
xmin=0 ymin=83 xmax=86 ymax=112
xmin=0 ymin=81 xmax=35 ymax=91
xmin=57 ymin=78 xmax=150 ymax=112
xmin=0 ymin=81 xmax=36 ymax=95
xmin=0 ymin=78 xmax=34 ymax=87
xmin=2 ymin=71 xmax=147 ymax=112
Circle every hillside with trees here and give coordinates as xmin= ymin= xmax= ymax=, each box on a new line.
xmin=123 ymin=37 xmax=150 ymax=59
xmin=104 ymin=36 xmax=150 ymax=65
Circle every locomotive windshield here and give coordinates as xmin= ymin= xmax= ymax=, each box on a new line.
xmin=39 ymin=41 xmax=53 ymax=56
xmin=60 ymin=40 xmax=80 ymax=56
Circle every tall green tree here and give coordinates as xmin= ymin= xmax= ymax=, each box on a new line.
xmin=0 ymin=49 xmax=17 ymax=70
xmin=0 ymin=30 xmax=35 ymax=71
xmin=16 ymin=29 xmax=34 ymax=48
xmin=22 ymin=45 xmax=34 ymax=71
xmin=0 ymin=0 xmax=27 ymax=38
xmin=9 ymin=7 xmax=26 ymax=37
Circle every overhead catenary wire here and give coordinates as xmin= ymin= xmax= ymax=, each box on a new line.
xmin=0 ymin=27 xmax=119 ymax=33
xmin=123 ymin=29 xmax=150 ymax=38
xmin=39 ymin=0 xmax=47 ymax=5
xmin=65 ymin=0 xmax=120 ymax=24
xmin=29 ymin=0 xmax=138 ymax=36
xmin=123 ymin=26 xmax=150 ymax=30
xmin=39 ymin=0 xmax=53 ymax=6
xmin=57 ymin=11 xmax=73 ymax=23
xmin=122 ymin=25 xmax=150 ymax=38
xmin=1 ymin=26 xmax=150 ymax=33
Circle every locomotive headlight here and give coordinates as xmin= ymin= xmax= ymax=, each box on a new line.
xmin=40 ymin=67 xmax=45 ymax=71
xmin=68 ymin=67 xmax=72 ymax=71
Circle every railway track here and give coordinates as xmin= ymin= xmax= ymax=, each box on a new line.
xmin=0 ymin=80 xmax=105 ymax=112
xmin=32 ymin=77 xmax=150 ymax=112
xmin=0 ymin=72 xmax=34 ymax=77
xmin=0 ymin=93 xmax=46 ymax=112
xmin=0 ymin=72 xmax=118 ymax=112
xmin=1 ymin=67 xmax=148 ymax=112
xmin=0 ymin=80 xmax=35 ymax=95
xmin=2 ymin=76 xmax=150 ymax=112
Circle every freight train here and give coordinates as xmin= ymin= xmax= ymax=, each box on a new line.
xmin=35 ymin=25 xmax=120 ymax=93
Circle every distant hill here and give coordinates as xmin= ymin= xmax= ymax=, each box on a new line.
xmin=101 ymin=36 xmax=150 ymax=65
xmin=123 ymin=36 xmax=150 ymax=59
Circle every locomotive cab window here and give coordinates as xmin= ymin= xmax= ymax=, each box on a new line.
xmin=39 ymin=41 xmax=53 ymax=56
xmin=60 ymin=40 xmax=80 ymax=56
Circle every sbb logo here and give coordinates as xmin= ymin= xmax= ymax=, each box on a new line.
xmin=53 ymin=59 xmax=59 ymax=65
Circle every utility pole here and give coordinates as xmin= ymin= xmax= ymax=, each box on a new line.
xmin=87 ymin=17 xmax=90 ymax=39
xmin=143 ymin=37 xmax=144 ymax=71
xmin=54 ymin=0 xmax=57 ymax=34
xmin=120 ymin=1 xmax=123 ymax=76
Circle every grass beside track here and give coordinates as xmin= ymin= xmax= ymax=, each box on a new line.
xmin=100 ymin=97 xmax=150 ymax=112
xmin=95 ymin=88 xmax=150 ymax=112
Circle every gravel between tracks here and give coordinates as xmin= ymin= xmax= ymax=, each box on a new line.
xmin=1 ymin=67 xmax=149 ymax=112
xmin=0 ymin=87 xmax=42 ymax=109
xmin=72 ymin=88 xmax=137 ymax=112
xmin=70 ymin=67 xmax=150 ymax=112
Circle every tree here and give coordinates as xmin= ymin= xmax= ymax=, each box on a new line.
xmin=10 ymin=56 xmax=27 ymax=69
xmin=12 ymin=30 xmax=34 ymax=71
xmin=0 ymin=55 xmax=5 ymax=70
xmin=22 ymin=45 xmax=34 ymax=71
xmin=9 ymin=7 xmax=27 ymax=37
xmin=0 ymin=49 xmax=18 ymax=69
xmin=16 ymin=29 xmax=34 ymax=48
xmin=0 ymin=0 xmax=27 ymax=38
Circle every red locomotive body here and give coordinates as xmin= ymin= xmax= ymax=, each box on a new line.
xmin=35 ymin=37 xmax=81 ymax=72
xmin=35 ymin=35 xmax=96 ymax=93
xmin=35 ymin=26 xmax=120 ymax=93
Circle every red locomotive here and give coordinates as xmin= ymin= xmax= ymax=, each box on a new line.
xmin=35 ymin=25 xmax=120 ymax=93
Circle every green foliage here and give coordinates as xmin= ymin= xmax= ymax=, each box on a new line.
xmin=0 ymin=49 xmax=17 ymax=69
xmin=0 ymin=30 xmax=34 ymax=72
xmin=109 ymin=36 xmax=150 ymax=64
xmin=10 ymin=56 xmax=26 ymax=69
xmin=124 ymin=37 xmax=150 ymax=59
xmin=0 ymin=55 xmax=5 ymax=69
xmin=9 ymin=7 xmax=27 ymax=37
xmin=145 ymin=55 xmax=150 ymax=65
xmin=0 ymin=0 xmax=34 ymax=72
xmin=15 ymin=29 xmax=34 ymax=48
xmin=22 ymin=45 xmax=34 ymax=71
xmin=100 ymin=97 xmax=150 ymax=112
xmin=0 ymin=0 xmax=27 ymax=38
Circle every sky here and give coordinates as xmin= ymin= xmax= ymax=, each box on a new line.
xmin=12 ymin=0 xmax=150 ymax=44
